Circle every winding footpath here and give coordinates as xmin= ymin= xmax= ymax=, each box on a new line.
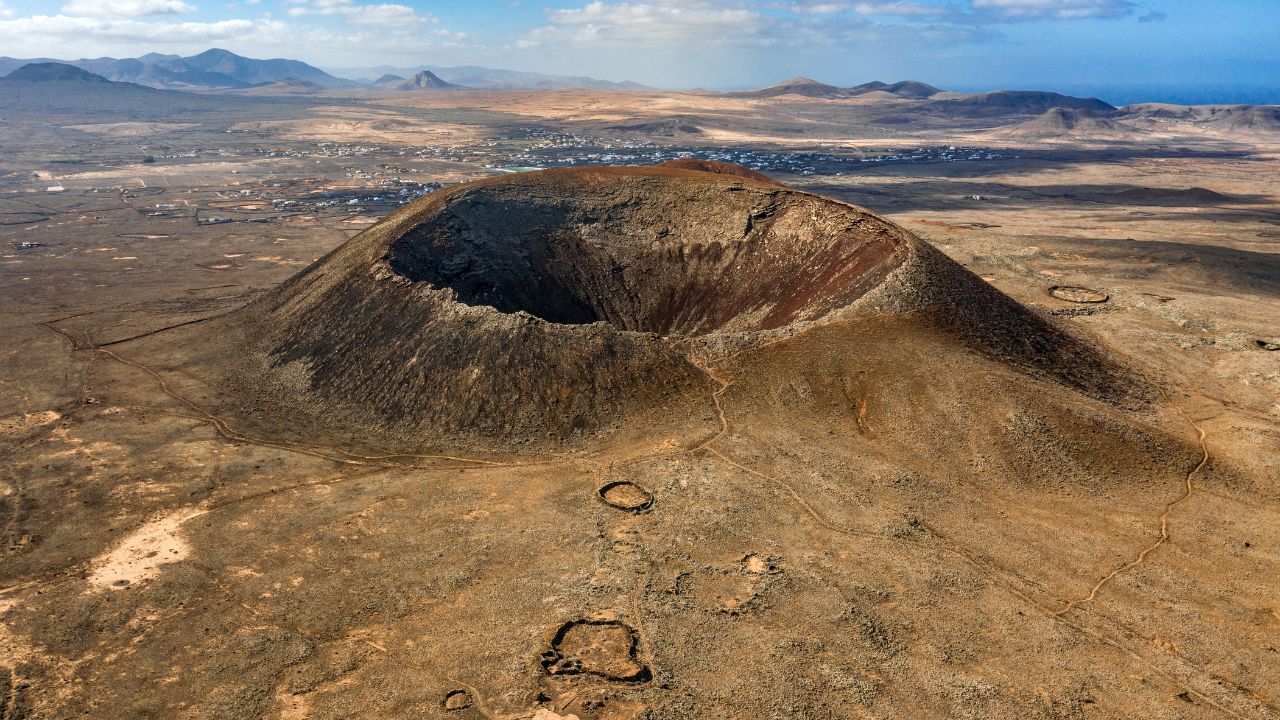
xmin=1056 ymin=390 xmax=1210 ymax=616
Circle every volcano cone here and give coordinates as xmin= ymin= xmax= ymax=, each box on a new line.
xmin=216 ymin=164 xmax=1127 ymax=442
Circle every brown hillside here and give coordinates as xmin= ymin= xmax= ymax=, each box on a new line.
xmin=1000 ymin=107 xmax=1142 ymax=140
xmin=201 ymin=164 xmax=1132 ymax=445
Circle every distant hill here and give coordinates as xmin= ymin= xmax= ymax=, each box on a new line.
xmin=922 ymin=91 xmax=1116 ymax=117
xmin=68 ymin=56 xmax=248 ymax=89
xmin=0 ymin=51 xmax=645 ymax=93
xmin=0 ymin=57 xmax=52 ymax=76
xmin=430 ymin=66 xmax=647 ymax=92
xmin=878 ymin=80 xmax=944 ymax=99
xmin=395 ymin=71 xmax=464 ymax=91
xmin=333 ymin=64 xmax=649 ymax=92
xmin=731 ymin=77 xmax=848 ymax=99
xmin=1000 ymin=108 xmax=1142 ymax=140
xmin=1118 ymin=103 xmax=1280 ymax=134
xmin=237 ymin=78 xmax=327 ymax=95
xmin=847 ymin=80 xmax=942 ymax=99
xmin=601 ymin=118 xmax=704 ymax=137
xmin=1202 ymin=105 xmax=1280 ymax=133
xmin=182 ymin=48 xmax=348 ymax=87
xmin=0 ymin=62 xmax=173 ymax=114
xmin=1 ymin=62 xmax=113 ymax=84
xmin=847 ymin=80 xmax=888 ymax=94
xmin=1108 ymin=187 xmax=1231 ymax=203
xmin=0 ymin=49 xmax=352 ymax=90
xmin=0 ymin=61 xmax=281 ymax=117
xmin=732 ymin=78 xmax=943 ymax=100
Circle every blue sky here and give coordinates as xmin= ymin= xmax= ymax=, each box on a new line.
xmin=0 ymin=0 xmax=1275 ymax=101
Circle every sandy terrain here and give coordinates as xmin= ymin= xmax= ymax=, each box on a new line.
xmin=86 ymin=506 xmax=206 ymax=591
xmin=0 ymin=87 xmax=1277 ymax=720
xmin=230 ymin=105 xmax=483 ymax=145
xmin=63 ymin=122 xmax=202 ymax=137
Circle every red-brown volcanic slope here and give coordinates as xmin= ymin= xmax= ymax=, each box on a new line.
xmin=203 ymin=164 xmax=1125 ymax=443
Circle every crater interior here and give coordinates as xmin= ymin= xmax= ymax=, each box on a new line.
xmin=385 ymin=172 xmax=904 ymax=336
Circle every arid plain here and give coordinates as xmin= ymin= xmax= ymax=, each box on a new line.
xmin=2 ymin=81 xmax=1279 ymax=719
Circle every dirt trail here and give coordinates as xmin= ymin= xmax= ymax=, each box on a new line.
xmin=679 ymin=361 xmax=876 ymax=538
xmin=687 ymin=362 xmax=732 ymax=454
xmin=683 ymin=351 xmax=1256 ymax=718
xmin=1057 ymin=391 xmax=1210 ymax=616
xmin=41 ymin=314 xmax=525 ymax=470
xmin=1 ymin=321 xmax=549 ymax=602
xmin=56 ymin=327 xmax=521 ymax=470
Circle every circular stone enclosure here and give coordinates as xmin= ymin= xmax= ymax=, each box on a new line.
xmin=440 ymin=690 xmax=472 ymax=711
xmin=1049 ymin=285 xmax=1109 ymax=304
xmin=597 ymin=481 xmax=655 ymax=513
xmin=385 ymin=171 xmax=904 ymax=337
xmin=541 ymin=619 xmax=649 ymax=682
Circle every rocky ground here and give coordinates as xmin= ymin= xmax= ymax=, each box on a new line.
xmin=1 ymin=93 xmax=1277 ymax=720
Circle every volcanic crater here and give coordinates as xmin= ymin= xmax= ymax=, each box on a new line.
xmin=384 ymin=167 xmax=904 ymax=336
xmin=213 ymin=163 xmax=1128 ymax=443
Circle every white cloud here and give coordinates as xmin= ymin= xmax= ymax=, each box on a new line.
xmin=968 ymin=0 xmax=1135 ymax=20
xmin=0 ymin=0 xmax=463 ymax=65
xmin=281 ymin=0 xmax=465 ymax=56
xmin=787 ymin=0 xmax=1138 ymax=21
xmin=788 ymin=1 xmax=949 ymax=15
xmin=350 ymin=4 xmax=421 ymax=26
xmin=61 ymin=0 xmax=196 ymax=17
xmin=517 ymin=0 xmax=992 ymax=51
xmin=286 ymin=0 xmax=430 ymax=27
xmin=518 ymin=0 xmax=1133 ymax=51
xmin=854 ymin=1 xmax=950 ymax=15
xmin=789 ymin=3 xmax=847 ymax=13
xmin=0 ymin=14 xmax=285 ymax=56
xmin=519 ymin=0 xmax=815 ymax=49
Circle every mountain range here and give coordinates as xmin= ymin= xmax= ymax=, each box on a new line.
xmin=4 ymin=58 xmax=1275 ymax=138
xmin=731 ymin=77 xmax=1133 ymax=121
xmin=0 ymin=61 xmax=240 ymax=116
xmin=329 ymin=64 xmax=650 ymax=92
xmin=730 ymin=77 xmax=945 ymax=100
xmin=0 ymin=49 xmax=354 ymax=90
xmin=0 ymin=49 xmax=647 ymax=93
